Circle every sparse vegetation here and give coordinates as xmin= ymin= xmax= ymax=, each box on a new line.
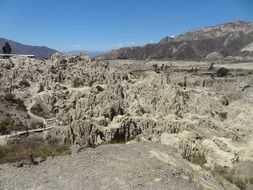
xmin=62 ymin=86 xmax=68 ymax=90
xmin=3 ymin=93 xmax=16 ymax=103
xmin=233 ymin=177 xmax=248 ymax=190
xmin=212 ymin=164 xmax=233 ymax=180
xmin=30 ymin=103 xmax=45 ymax=117
xmin=3 ymin=93 xmax=27 ymax=111
xmin=0 ymin=116 xmax=15 ymax=135
xmin=219 ymin=112 xmax=227 ymax=121
xmin=96 ymin=85 xmax=104 ymax=92
xmin=30 ymin=121 xmax=44 ymax=129
xmin=187 ymin=172 xmax=194 ymax=183
xmin=152 ymin=64 xmax=158 ymax=70
xmin=217 ymin=67 xmax=229 ymax=77
xmin=189 ymin=153 xmax=207 ymax=167
xmin=212 ymin=164 xmax=251 ymax=190
xmin=72 ymin=77 xmax=84 ymax=87
xmin=38 ymin=83 xmax=44 ymax=92
xmin=0 ymin=137 xmax=71 ymax=164
xmin=19 ymin=80 xmax=30 ymax=88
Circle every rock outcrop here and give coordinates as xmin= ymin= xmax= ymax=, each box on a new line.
xmin=0 ymin=54 xmax=253 ymax=189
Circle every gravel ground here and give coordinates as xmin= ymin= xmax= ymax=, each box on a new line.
xmin=0 ymin=142 xmax=196 ymax=190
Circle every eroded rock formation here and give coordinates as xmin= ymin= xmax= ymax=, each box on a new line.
xmin=0 ymin=54 xmax=253 ymax=189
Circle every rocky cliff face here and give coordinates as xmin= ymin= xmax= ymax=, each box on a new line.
xmin=0 ymin=54 xmax=253 ymax=189
xmin=104 ymin=21 xmax=253 ymax=60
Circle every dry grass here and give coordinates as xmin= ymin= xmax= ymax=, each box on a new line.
xmin=212 ymin=164 xmax=250 ymax=190
xmin=0 ymin=137 xmax=71 ymax=164
xmin=189 ymin=153 xmax=207 ymax=167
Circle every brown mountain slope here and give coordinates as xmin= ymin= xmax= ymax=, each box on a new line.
xmin=0 ymin=38 xmax=57 ymax=58
xmin=104 ymin=20 xmax=253 ymax=60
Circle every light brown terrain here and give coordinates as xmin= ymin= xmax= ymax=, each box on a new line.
xmin=0 ymin=53 xmax=253 ymax=189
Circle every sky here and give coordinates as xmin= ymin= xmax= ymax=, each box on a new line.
xmin=0 ymin=0 xmax=253 ymax=52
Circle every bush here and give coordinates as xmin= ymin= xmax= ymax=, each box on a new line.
xmin=19 ymin=80 xmax=30 ymax=88
xmin=4 ymin=93 xmax=16 ymax=103
xmin=30 ymin=103 xmax=44 ymax=116
xmin=217 ymin=67 xmax=229 ymax=77
xmin=152 ymin=64 xmax=158 ymax=70
xmin=30 ymin=121 xmax=44 ymax=129
xmin=189 ymin=153 xmax=207 ymax=167
xmin=3 ymin=93 xmax=26 ymax=111
xmin=0 ymin=137 xmax=70 ymax=164
xmin=0 ymin=116 xmax=15 ymax=135
xmin=15 ymin=98 xmax=27 ymax=111
xmin=38 ymin=84 xmax=44 ymax=93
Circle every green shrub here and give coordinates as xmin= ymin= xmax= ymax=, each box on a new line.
xmin=19 ymin=80 xmax=30 ymax=88
xmin=4 ymin=93 xmax=16 ymax=103
xmin=38 ymin=84 xmax=44 ymax=93
xmin=217 ymin=67 xmax=229 ymax=77
xmin=152 ymin=64 xmax=158 ymax=70
xmin=15 ymin=98 xmax=27 ymax=111
xmin=3 ymin=93 xmax=27 ymax=111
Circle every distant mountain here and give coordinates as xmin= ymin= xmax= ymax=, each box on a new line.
xmin=0 ymin=38 xmax=57 ymax=58
xmin=63 ymin=50 xmax=105 ymax=57
xmin=103 ymin=20 xmax=253 ymax=60
xmin=87 ymin=51 xmax=105 ymax=57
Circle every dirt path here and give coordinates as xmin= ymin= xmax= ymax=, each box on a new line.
xmin=26 ymin=96 xmax=47 ymax=125
xmin=0 ymin=95 xmax=59 ymax=145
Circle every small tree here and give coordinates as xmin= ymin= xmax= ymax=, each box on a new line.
xmin=2 ymin=42 xmax=12 ymax=54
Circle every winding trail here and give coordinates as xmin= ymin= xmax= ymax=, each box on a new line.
xmin=27 ymin=96 xmax=47 ymax=125
xmin=0 ymin=95 xmax=60 ymax=145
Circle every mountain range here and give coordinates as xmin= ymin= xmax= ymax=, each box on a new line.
xmin=1 ymin=20 xmax=253 ymax=60
xmin=0 ymin=38 xmax=104 ymax=58
xmin=103 ymin=20 xmax=253 ymax=60
xmin=0 ymin=38 xmax=57 ymax=58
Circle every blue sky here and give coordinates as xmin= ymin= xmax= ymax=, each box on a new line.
xmin=0 ymin=0 xmax=253 ymax=52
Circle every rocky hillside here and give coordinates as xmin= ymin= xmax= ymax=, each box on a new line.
xmin=0 ymin=55 xmax=253 ymax=189
xmin=0 ymin=38 xmax=57 ymax=58
xmin=104 ymin=20 xmax=253 ymax=60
